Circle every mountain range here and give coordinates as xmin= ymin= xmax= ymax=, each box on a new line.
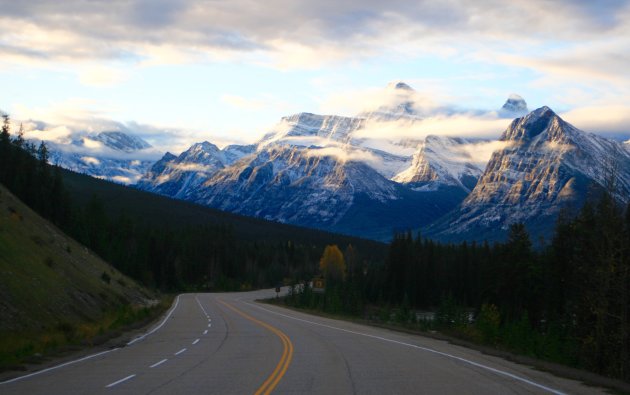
xmin=137 ymin=82 xmax=496 ymax=240
xmin=28 ymin=129 xmax=159 ymax=184
xmin=31 ymin=83 xmax=630 ymax=243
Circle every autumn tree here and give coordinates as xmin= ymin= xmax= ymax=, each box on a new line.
xmin=320 ymin=244 xmax=346 ymax=282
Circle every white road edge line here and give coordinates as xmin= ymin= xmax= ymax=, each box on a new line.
xmin=192 ymin=339 xmax=200 ymax=345
xmin=175 ymin=348 xmax=187 ymax=356
xmin=105 ymin=374 xmax=136 ymax=388
xmin=128 ymin=295 xmax=181 ymax=346
xmin=195 ymin=295 xmax=210 ymax=317
xmin=208 ymin=323 xmax=212 ymax=327
xmin=203 ymin=329 xmax=208 ymax=335
xmin=0 ymin=348 xmax=119 ymax=385
xmin=246 ymin=302 xmax=567 ymax=395
xmin=150 ymin=359 xmax=168 ymax=368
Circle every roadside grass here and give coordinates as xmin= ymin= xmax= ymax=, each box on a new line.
xmin=0 ymin=297 xmax=172 ymax=372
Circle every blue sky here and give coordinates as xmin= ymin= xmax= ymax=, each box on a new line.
xmin=1 ymin=0 xmax=629 ymax=152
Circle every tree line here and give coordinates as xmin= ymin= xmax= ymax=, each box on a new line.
xmin=286 ymin=195 xmax=630 ymax=381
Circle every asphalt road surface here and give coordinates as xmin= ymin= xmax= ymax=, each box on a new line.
xmin=0 ymin=289 xmax=607 ymax=394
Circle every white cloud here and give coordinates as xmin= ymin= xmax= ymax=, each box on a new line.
xmin=167 ymin=162 xmax=216 ymax=172
xmin=304 ymin=146 xmax=381 ymax=165
xmin=111 ymin=175 xmax=134 ymax=184
xmin=22 ymin=124 xmax=73 ymax=144
xmin=80 ymin=156 xmax=101 ymax=165
xmin=560 ymin=106 xmax=630 ymax=135
xmin=318 ymin=83 xmax=444 ymax=117
xmin=354 ymin=114 xmax=510 ymax=142
xmin=2 ymin=0 xmax=628 ymax=76
xmin=455 ymin=140 xmax=513 ymax=167
xmin=78 ymin=65 xmax=128 ymax=87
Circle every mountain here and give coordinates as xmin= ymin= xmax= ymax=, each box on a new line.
xmin=137 ymin=82 xmax=485 ymax=240
xmin=183 ymin=144 xmax=466 ymax=240
xmin=393 ymin=135 xmax=485 ymax=192
xmin=137 ymin=142 xmax=255 ymax=198
xmin=427 ymin=106 xmax=630 ymax=242
xmin=94 ymin=131 xmax=152 ymax=152
xmin=499 ymin=94 xmax=529 ymax=117
xmin=44 ymin=130 xmax=159 ymax=184
xmin=359 ymin=81 xmax=422 ymax=122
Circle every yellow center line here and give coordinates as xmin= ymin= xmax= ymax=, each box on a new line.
xmin=219 ymin=300 xmax=293 ymax=395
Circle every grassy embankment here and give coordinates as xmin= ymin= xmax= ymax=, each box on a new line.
xmin=0 ymin=184 xmax=169 ymax=371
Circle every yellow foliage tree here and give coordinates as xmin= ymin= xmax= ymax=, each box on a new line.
xmin=320 ymin=244 xmax=346 ymax=281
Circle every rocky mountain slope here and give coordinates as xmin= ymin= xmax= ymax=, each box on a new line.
xmin=426 ymin=106 xmax=630 ymax=242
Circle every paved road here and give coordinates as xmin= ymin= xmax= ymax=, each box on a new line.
xmin=0 ymin=289 xmax=607 ymax=394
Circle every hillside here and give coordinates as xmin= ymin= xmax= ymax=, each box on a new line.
xmin=60 ymin=168 xmax=387 ymax=257
xmin=0 ymin=183 xmax=155 ymax=366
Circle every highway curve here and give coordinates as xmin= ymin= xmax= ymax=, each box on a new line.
xmin=0 ymin=289 xmax=607 ymax=394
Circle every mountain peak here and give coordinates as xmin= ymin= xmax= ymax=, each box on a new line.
xmin=95 ymin=130 xmax=151 ymax=152
xmin=500 ymin=94 xmax=528 ymax=116
xmin=502 ymin=106 xmax=565 ymax=142
xmin=190 ymin=141 xmax=220 ymax=151
xmin=386 ymin=81 xmax=414 ymax=92
xmin=162 ymin=152 xmax=177 ymax=161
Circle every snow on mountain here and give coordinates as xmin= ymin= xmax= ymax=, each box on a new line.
xmin=186 ymin=144 xmax=466 ymax=240
xmin=427 ymin=106 xmax=630 ymax=242
xmin=136 ymin=142 xmax=255 ymax=198
xmin=359 ymin=81 xmax=423 ymax=122
xmin=393 ymin=136 xmax=485 ymax=192
xmin=43 ymin=131 xmax=158 ymax=184
xmin=135 ymin=81 xmax=503 ymax=240
xmin=499 ymin=94 xmax=529 ymax=117
xmin=255 ymin=83 xmax=435 ymax=181
xmin=94 ymin=131 xmax=152 ymax=152
xmin=258 ymin=112 xmax=364 ymax=147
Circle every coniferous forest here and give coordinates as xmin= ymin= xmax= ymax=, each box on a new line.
xmin=1 ymin=113 xmax=629 ymax=382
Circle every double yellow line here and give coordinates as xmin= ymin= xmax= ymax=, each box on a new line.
xmin=219 ymin=300 xmax=293 ymax=395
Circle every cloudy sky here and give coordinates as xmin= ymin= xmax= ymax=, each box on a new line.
xmin=1 ymin=0 xmax=629 ymax=152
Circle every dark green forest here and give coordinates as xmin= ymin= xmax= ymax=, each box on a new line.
xmin=2 ymin=114 xmax=629 ymax=382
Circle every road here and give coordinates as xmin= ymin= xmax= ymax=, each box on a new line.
xmin=0 ymin=289 xmax=606 ymax=394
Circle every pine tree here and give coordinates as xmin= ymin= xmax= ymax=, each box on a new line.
xmin=13 ymin=123 xmax=24 ymax=148
xmin=0 ymin=114 xmax=11 ymax=182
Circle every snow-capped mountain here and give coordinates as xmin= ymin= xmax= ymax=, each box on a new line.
xmin=46 ymin=131 xmax=159 ymax=184
xmin=187 ymin=144 xmax=467 ymax=240
xmin=93 ymin=131 xmax=151 ymax=152
xmin=136 ymin=142 xmax=255 ymax=198
xmin=359 ymin=81 xmax=422 ymax=122
xmin=136 ymin=82 xmax=486 ymax=239
xmin=427 ymin=106 xmax=630 ymax=242
xmin=393 ymin=136 xmax=485 ymax=192
xmin=499 ymin=94 xmax=529 ymax=117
